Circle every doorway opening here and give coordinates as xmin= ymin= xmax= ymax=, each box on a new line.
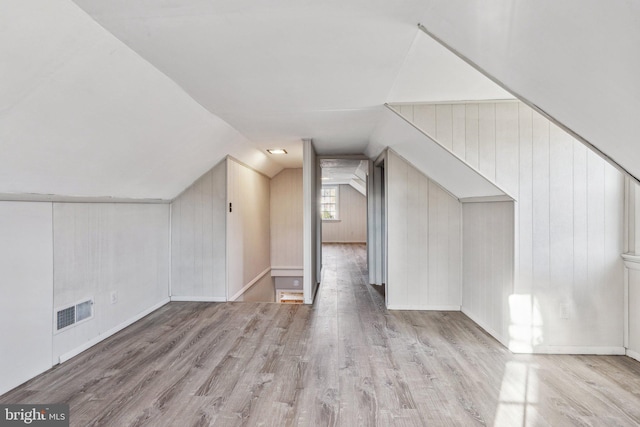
xmin=319 ymin=157 xmax=370 ymax=278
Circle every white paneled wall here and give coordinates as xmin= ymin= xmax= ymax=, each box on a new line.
xmin=171 ymin=160 xmax=227 ymax=300
xmin=396 ymin=101 xmax=625 ymax=353
xmin=462 ymin=202 xmax=514 ymax=346
xmin=322 ymin=184 xmax=367 ymax=243
xmin=626 ymin=263 xmax=640 ymax=361
xmin=0 ymin=203 xmax=53 ymax=395
xmin=271 ymin=168 xmax=303 ymax=268
xmin=623 ymin=183 xmax=640 ymax=361
xmin=52 ymin=203 xmax=170 ymax=363
xmin=386 ymin=150 xmax=461 ymax=310
xmin=227 ymin=158 xmax=271 ymax=301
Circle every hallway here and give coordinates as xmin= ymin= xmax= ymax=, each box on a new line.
xmin=2 ymin=244 xmax=640 ymax=426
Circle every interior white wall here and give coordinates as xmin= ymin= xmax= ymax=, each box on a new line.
xmin=626 ymin=264 xmax=640 ymax=361
xmin=397 ymin=101 xmax=626 ymax=354
xmin=226 ymin=158 xmax=271 ymax=301
xmin=52 ymin=203 xmax=170 ymax=363
xmin=0 ymin=202 xmax=53 ymax=395
xmin=322 ymin=184 xmax=367 ymax=243
xmin=171 ymin=161 xmax=227 ymax=301
xmin=462 ymin=201 xmax=514 ymax=347
xmin=386 ymin=150 xmax=461 ymax=310
xmin=623 ymin=183 xmax=640 ymax=361
xmin=270 ymin=168 xmax=303 ymax=269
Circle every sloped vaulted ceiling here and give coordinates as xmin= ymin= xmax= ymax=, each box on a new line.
xmin=2 ymin=0 xmax=638 ymax=199
xmin=0 ymin=0 xmax=281 ymax=200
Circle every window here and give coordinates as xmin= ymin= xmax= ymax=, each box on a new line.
xmin=321 ymin=186 xmax=339 ymax=220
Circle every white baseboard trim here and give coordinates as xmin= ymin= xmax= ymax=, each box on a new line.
xmin=461 ymin=307 xmax=508 ymax=348
xmin=170 ymin=296 xmax=226 ymax=302
xmin=229 ymin=267 xmax=271 ymax=301
xmin=387 ymin=304 xmax=461 ymax=311
xmin=626 ymin=349 xmax=640 ymax=362
xmin=59 ymin=298 xmax=170 ymax=364
xmin=525 ymin=346 xmax=626 ymax=355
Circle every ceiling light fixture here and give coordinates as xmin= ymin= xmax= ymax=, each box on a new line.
xmin=267 ymin=148 xmax=287 ymax=155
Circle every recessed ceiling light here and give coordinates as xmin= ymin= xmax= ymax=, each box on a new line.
xmin=267 ymin=148 xmax=287 ymax=155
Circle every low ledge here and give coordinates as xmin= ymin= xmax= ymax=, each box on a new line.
xmin=271 ymin=267 xmax=303 ymax=277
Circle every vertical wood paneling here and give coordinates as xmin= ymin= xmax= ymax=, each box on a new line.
xmin=572 ymin=143 xmax=588 ymax=306
xmin=426 ymin=181 xmax=439 ymax=305
xmin=413 ymin=104 xmax=436 ymax=137
xmin=435 ymin=104 xmax=453 ymax=151
xmin=53 ymin=203 xmax=170 ymax=362
xmin=271 ymin=168 xmax=303 ymax=267
xmin=531 ymin=112 xmax=550 ymax=301
xmin=603 ymin=162 xmax=625 ymax=342
xmin=495 ymin=103 xmax=519 ymax=197
xmin=386 ymin=150 xmax=461 ymax=309
xmin=387 ymin=151 xmax=408 ymax=307
xmin=406 ymin=166 xmax=425 ymax=305
xmin=628 ymin=269 xmax=640 ymax=354
xmin=398 ymin=101 xmax=625 ymax=351
xmin=548 ymin=123 xmax=574 ymax=340
xmin=448 ymin=195 xmax=462 ymax=303
xmin=478 ymin=103 xmax=496 ymax=181
xmin=587 ymin=150 xmax=605 ymax=296
xmin=428 ymin=183 xmax=447 ymax=304
xmin=452 ymin=104 xmax=466 ymax=159
xmin=465 ymin=104 xmax=480 ymax=169
xmin=211 ymin=162 xmax=227 ymax=294
xmin=0 ymin=202 xmax=53 ymax=395
xmin=418 ymin=170 xmax=430 ymax=305
xmin=517 ymin=104 xmax=534 ymax=297
xmin=226 ymin=159 xmax=271 ymax=300
xmin=398 ymin=105 xmax=414 ymax=123
xmin=462 ymin=201 xmax=514 ymax=345
xmin=171 ymin=160 xmax=226 ymax=299
xmin=322 ymin=184 xmax=367 ymax=243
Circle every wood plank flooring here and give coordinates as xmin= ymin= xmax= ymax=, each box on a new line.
xmin=3 ymin=243 xmax=640 ymax=426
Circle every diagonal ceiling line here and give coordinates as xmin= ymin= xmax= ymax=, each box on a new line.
xmin=417 ymin=23 xmax=640 ymax=185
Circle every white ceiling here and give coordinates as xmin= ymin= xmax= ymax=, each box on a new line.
xmin=67 ymin=0 xmax=514 ymax=168
xmin=2 ymin=0 xmax=638 ymax=198
xmin=388 ymin=31 xmax=513 ymax=103
xmin=0 ymin=0 xmax=281 ymax=200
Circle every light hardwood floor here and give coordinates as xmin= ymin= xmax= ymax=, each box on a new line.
xmin=3 ymin=243 xmax=640 ymax=426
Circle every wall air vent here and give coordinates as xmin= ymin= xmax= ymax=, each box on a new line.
xmin=57 ymin=306 xmax=75 ymax=330
xmin=55 ymin=299 xmax=94 ymax=333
